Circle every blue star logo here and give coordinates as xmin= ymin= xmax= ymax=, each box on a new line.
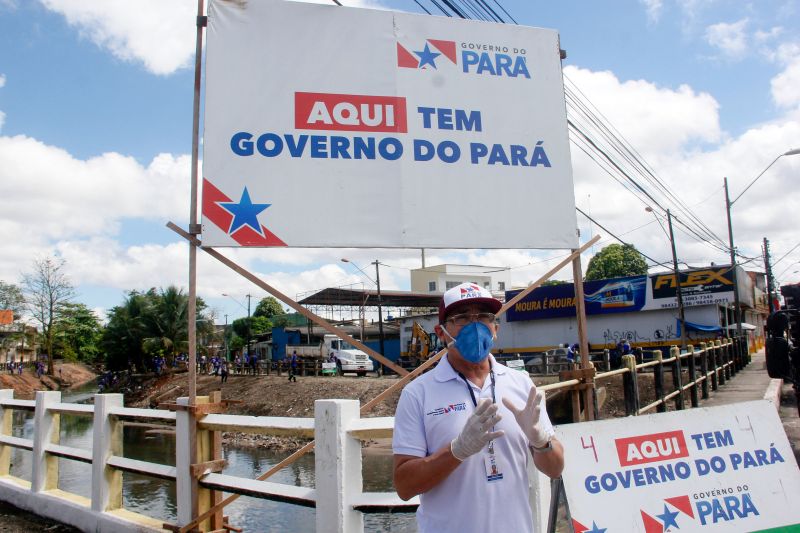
xmin=587 ymin=522 xmax=607 ymax=533
xmin=217 ymin=187 xmax=270 ymax=237
xmin=657 ymin=505 xmax=681 ymax=530
xmin=414 ymin=43 xmax=441 ymax=69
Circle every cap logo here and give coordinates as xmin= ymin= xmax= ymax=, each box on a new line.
xmin=459 ymin=283 xmax=483 ymax=299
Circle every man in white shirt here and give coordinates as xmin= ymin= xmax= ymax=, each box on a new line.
xmin=393 ymin=282 xmax=564 ymax=532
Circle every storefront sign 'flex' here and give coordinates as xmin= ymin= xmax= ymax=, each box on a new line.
xmin=201 ymin=0 xmax=578 ymax=249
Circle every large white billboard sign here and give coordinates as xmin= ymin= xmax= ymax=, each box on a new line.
xmin=556 ymin=401 xmax=800 ymax=532
xmin=201 ymin=0 xmax=578 ymax=248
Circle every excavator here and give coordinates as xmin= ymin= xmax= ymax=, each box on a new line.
xmin=401 ymin=321 xmax=432 ymax=368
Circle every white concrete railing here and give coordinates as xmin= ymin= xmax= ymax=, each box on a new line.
xmin=0 ymin=389 xmax=553 ymax=532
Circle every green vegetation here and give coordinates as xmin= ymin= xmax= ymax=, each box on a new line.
xmin=585 ymin=244 xmax=648 ymax=281
xmin=102 ymin=287 xmax=213 ymax=371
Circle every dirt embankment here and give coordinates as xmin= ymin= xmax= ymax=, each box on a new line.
xmin=131 ymin=372 xmax=405 ymax=418
xmin=125 ymin=367 xmax=698 ymax=450
xmin=0 ymin=362 xmax=97 ymax=399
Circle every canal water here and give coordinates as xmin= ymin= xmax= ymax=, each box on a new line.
xmin=8 ymin=383 xmax=417 ymax=532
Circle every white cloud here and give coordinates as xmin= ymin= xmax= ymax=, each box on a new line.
xmin=39 ymin=0 xmax=387 ymax=76
xmin=772 ymin=58 xmax=800 ymax=108
xmin=0 ymin=74 xmax=5 ymax=132
xmin=0 ymin=135 xmax=189 ymax=267
xmin=564 ymin=66 xmax=721 ymax=160
xmin=558 ymin=63 xmax=800 ymax=274
xmin=39 ymin=0 xmax=197 ymax=75
xmin=705 ymin=19 xmax=749 ymax=60
xmin=640 ymin=0 xmax=663 ymax=24
xmin=754 ymin=26 xmax=783 ymax=45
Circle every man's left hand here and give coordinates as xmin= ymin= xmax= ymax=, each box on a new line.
xmin=502 ymin=386 xmax=550 ymax=449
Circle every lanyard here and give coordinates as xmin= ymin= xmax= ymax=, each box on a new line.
xmin=457 ymin=362 xmax=496 ymax=408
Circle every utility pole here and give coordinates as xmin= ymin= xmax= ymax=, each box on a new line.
xmin=667 ymin=209 xmax=687 ymax=349
xmin=373 ymin=260 xmax=385 ymax=356
xmin=724 ymin=177 xmax=743 ymax=339
xmin=246 ymin=294 xmax=252 ymax=359
xmin=763 ymin=238 xmax=776 ymax=314
xmin=224 ymin=314 xmax=229 ymax=361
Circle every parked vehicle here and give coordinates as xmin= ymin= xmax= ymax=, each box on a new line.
xmin=286 ymin=334 xmax=374 ymax=376
xmin=525 ymin=348 xmax=571 ymax=374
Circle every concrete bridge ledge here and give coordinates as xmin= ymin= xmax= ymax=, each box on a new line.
xmin=0 ymin=476 xmax=163 ymax=532
xmin=764 ymin=378 xmax=784 ymax=410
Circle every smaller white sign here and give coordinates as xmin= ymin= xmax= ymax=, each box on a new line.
xmin=322 ymin=362 xmax=337 ymax=370
xmin=555 ymin=401 xmax=800 ymax=532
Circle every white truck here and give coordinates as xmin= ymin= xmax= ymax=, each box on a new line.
xmin=286 ymin=334 xmax=374 ymax=376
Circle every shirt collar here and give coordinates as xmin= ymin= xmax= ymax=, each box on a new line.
xmin=434 ymin=353 xmax=506 ymax=383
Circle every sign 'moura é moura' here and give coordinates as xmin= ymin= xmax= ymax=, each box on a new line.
xmin=200 ymin=0 xmax=578 ymax=249
xmin=556 ymin=401 xmax=800 ymax=532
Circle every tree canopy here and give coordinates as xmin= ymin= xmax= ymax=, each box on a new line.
xmin=585 ymin=244 xmax=648 ymax=281
xmin=22 ymin=257 xmax=75 ymax=374
xmin=55 ymin=302 xmax=102 ymax=364
xmin=0 ymin=281 xmax=25 ymax=319
xmin=102 ymin=287 xmax=211 ymax=371
xmin=253 ymin=296 xmax=285 ymax=319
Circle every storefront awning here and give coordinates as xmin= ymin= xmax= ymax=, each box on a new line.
xmin=725 ymin=323 xmax=758 ymax=331
xmin=676 ymin=319 xmax=722 ymax=336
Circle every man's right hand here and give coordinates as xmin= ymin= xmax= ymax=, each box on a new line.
xmin=450 ymin=398 xmax=504 ymax=461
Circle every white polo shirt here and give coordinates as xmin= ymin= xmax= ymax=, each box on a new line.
xmin=393 ymin=354 xmax=555 ymax=533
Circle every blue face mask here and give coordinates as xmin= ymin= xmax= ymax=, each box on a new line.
xmin=444 ymin=322 xmax=495 ymax=364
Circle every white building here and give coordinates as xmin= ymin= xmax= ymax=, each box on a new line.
xmin=410 ymin=264 xmax=511 ymax=294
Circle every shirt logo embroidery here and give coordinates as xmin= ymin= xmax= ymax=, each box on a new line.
xmin=426 ymin=402 xmax=467 ymax=416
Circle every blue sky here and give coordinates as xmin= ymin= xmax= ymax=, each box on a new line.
xmin=1 ymin=0 xmax=799 ymax=324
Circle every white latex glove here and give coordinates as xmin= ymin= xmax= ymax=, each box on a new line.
xmin=450 ymin=398 xmax=504 ymax=461
xmin=502 ymin=386 xmax=550 ymax=449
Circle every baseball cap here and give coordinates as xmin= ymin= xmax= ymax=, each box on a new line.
xmin=438 ymin=282 xmax=502 ymax=323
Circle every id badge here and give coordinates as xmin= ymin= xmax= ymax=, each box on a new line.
xmin=483 ymin=440 xmax=504 ymax=482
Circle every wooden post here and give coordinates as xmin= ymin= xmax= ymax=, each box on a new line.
xmin=699 ymin=342 xmax=710 ymax=400
xmin=715 ymin=340 xmax=725 ymax=385
xmin=570 ymin=388 xmax=581 ymax=423
xmin=32 ymin=390 xmax=60 ymax=493
xmin=653 ymin=350 xmax=666 ymax=413
xmin=208 ymin=391 xmax=224 ymax=531
xmin=670 ymin=346 xmax=684 ymax=410
xmin=0 ymin=390 xmax=14 ymax=476
xmin=91 ymin=393 xmax=123 ymax=512
xmin=709 ymin=341 xmax=719 ymax=391
xmin=571 ymin=251 xmax=594 ymax=421
xmin=603 ymin=349 xmax=610 ymax=372
xmin=723 ymin=340 xmax=732 ymax=380
xmin=687 ymin=345 xmax=698 ymax=408
xmin=621 ymin=355 xmax=639 ymax=416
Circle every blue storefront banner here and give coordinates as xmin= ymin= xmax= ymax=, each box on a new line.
xmin=505 ymin=275 xmax=647 ymax=322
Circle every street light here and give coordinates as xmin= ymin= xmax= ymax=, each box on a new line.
xmin=222 ymin=293 xmax=252 ymax=358
xmin=224 ymin=314 xmax=229 ymax=361
xmin=341 ymin=258 xmax=384 ymax=356
xmin=725 ymin=148 xmax=800 ymax=337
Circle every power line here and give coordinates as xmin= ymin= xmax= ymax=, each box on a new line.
xmin=774 ymin=240 xmax=800 ymax=267
xmin=576 ymin=207 xmax=672 ymax=269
